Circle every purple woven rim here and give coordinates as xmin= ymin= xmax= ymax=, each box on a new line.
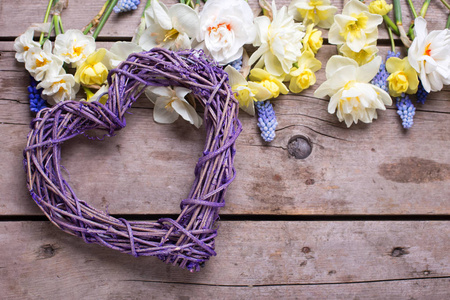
xmin=23 ymin=48 xmax=242 ymax=272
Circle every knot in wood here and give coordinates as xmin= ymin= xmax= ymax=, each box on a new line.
xmin=287 ymin=135 xmax=312 ymax=159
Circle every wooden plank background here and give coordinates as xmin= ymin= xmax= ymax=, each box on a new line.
xmin=0 ymin=0 xmax=449 ymax=298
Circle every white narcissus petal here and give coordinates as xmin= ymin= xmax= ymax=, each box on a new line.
xmin=343 ymin=0 xmax=369 ymax=15
xmin=110 ymin=42 xmax=142 ymax=61
xmin=413 ymin=17 xmax=428 ymax=44
xmin=169 ymin=4 xmax=199 ymax=38
xmin=325 ymin=55 xmax=358 ymax=78
xmin=356 ymin=56 xmax=381 ymax=83
xmin=225 ymin=65 xmax=247 ymax=86
xmin=139 ymin=25 xmax=165 ymax=50
xmin=172 ymin=98 xmax=203 ymax=128
xmin=174 ymin=86 xmax=191 ymax=100
xmin=150 ymin=0 xmax=172 ymax=30
xmin=147 ymin=86 xmax=172 ymax=97
xmin=153 ymin=97 xmax=180 ymax=124
xmin=264 ymin=52 xmax=285 ymax=77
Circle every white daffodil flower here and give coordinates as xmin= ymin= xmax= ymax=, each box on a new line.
xmin=288 ymin=0 xmax=337 ymax=29
xmin=249 ymin=1 xmax=305 ymax=76
xmin=408 ymin=17 xmax=450 ymax=93
xmin=24 ymin=40 xmax=63 ymax=82
xmin=54 ymin=29 xmax=96 ymax=66
xmin=328 ymin=0 xmax=382 ymax=53
xmin=196 ymin=0 xmax=256 ymax=65
xmin=139 ymin=0 xmax=199 ymax=51
xmin=38 ymin=71 xmax=79 ymax=104
xmin=145 ymin=86 xmax=202 ymax=128
xmin=314 ymin=56 xmax=392 ymax=127
xmin=107 ymin=42 xmax=143 ymax=68
xmin=14 ymin=29 xmax=40 ymax=63
xmin=224 ymin=65 xmax=271 ymax=116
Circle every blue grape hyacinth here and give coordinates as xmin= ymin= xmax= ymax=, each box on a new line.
xmin=255 ymin=101 xmax=278 ymax=142
xmin=416 ymin=80 xmax=429 ymax=104
xmin=28 ymin=77 xmax=47 ymax=113
xmin=227 ymin=57 xmax=243 ymax=71
xmin=370 ymin=51 xmax=400 ymax=92
xmin=396 ymin=94 xmax=415 ymax=129
xmin=114 ymin=0 xmax=140 ymax=13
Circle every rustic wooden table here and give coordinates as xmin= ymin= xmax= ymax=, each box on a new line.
xmin=1 ymin=0 xmax=449 ymax=299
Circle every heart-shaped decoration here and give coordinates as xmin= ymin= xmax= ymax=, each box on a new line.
xmin=23 ymin=48 xmax=242 ymax=272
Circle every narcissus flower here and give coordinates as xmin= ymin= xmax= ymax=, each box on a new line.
xmin=302 ymin=24 xmax=323 ymax=54
xmin=139 ymin=0 xmax=199 ymax=51
xmin=24 ymin=40 xmax=63 ymax=81
xmin=14 ymin=29 xmax=40 ymax=63
xmin=145 ymin=86 xmax=202 ymax=128
xmin=368 ymin=0 xmax=393 ymax=16
xmin=339 ymin=43 xmax=379 ymax=66
xmin=249 ymin=1 xmax=305 ymax=76
xmin=288 ymin=0 xmax=337 ymax=29
xmin=75 ymin=48 xmax=109 ymax=86
xmin=314 ymin=56 xmax=392 ymax=127
xmin=225 ymin=65 xmax=272 ymax=116
xmin=249 ymin=68 xmax=289 ymax=99
xmin=54 ymin=29 xmax=96 ymax=66
xmin=197 ymin=0 xmax=256 ymax=65
xmin=408 ymin=17 xmax=450 ymax=92
xmin=288 ymin=51 xmax=322 ymax=93
xmin=328 ymin=0 xmax=382 ymax=52
xmin=38 ymin=72 xmax=79 ymax=104
xmin=386 ymin=57 xmax=419 ymax=97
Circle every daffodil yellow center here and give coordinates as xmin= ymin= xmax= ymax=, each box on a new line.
xmin=388 ymin=71 xmax=408 ymax=94
xmin=260 ymin=80 xmax=280 ymax=98
xmin=73 ymin=45 xmax=84 ymax=57
xmin=341 ymin=13 xmax=368 ymax=42
xmin=55 ymin=80 xmax=66 ymax=94
xmin=344 ymin=80 xmax=356 ymax=90
xmin=295 ymin=69 xmax=315 ymax=90
xmin=164 ymin=29 xmax=180 ymax=42
xmin=165 ymin=98 xmax=177 ymax=111
xmin=35 ymin=57 xmax=51 ymax=68
xmin=24 ymin=46 xmax=29 ymax=51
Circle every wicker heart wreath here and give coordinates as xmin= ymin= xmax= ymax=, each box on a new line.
xmin=23 ymin=48 xmax=242 ymax=272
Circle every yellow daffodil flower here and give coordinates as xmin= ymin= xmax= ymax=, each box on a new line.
xmin=75 ymin=48 xmax=109 ymax=86
xmin=339 ymin=43 xmax=379 ymax=66
xmin=369 ymin=0 xmax=393 ymax=16
xmin=249 ymin=68 xmax=289 ymax=99
xmin=288 ymin=51 xmax=322 ymax=93
xmin=303 ymin=24 xmax=323 ymax=54
xmin=288 ymin=0 xmax=337 ymax=29
xmin=329 ymin=0 xmax=383 ymax=53
xmin=224 ymin=66 xmax=272 ymax=116
xmin=386 ymin=57 xmax=419 ymax=97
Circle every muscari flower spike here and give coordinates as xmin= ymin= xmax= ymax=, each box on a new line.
xmin=28 ymin=77 xmax=48 ymax=113
xmin=113 ymin=0 xmax=140 ymax=13
xmin=370 ymin=51 xmax=400 ymax=92
xmin=396 ymin=93 xmax=415 ymax=129
xmin=255 ymin=100 xmax=278 ymax=142
xmin=416 ymin=80 xmax=429 ymax=104
xmin=227 ymin=57 xmax=243 ymax=72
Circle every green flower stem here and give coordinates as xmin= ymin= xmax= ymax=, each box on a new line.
xmin=92 ymin=0 xmax=119 ymax=40
xmin=387 ymin=23 xmax=396 ymax=52
xmin=393 ymin=0 xmax=402 ymax=25
xmin=83 ymin=0 xmax=110 ymax=35
xmin=53 ymin=15 xmax=60 ymax=36
xmin=59 ymin=15 xmax=65 ymax=33
xmin=142 ymin=0 xmax=151 ymax=17
xmin=420 ymin=0 xmax=431 ymax=18
xmin=39 ymin=0 xmax=55 ymax=45
xmin=383 ymin=15 xmax=400 ymax=36
xmin=447 ymin=14 xmax=450 ymax=28
xmin=439 ymin=0 xmax=450 ymax=11
xmin=406 ymin=0 xmax=418 ymax=19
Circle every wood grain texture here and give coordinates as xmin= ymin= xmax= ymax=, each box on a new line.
xmin=1 ymin=0 xmax=449 ymax=39
xmin=1 ymin=43 xmax=449 ymax=216
xmin=0 ymin=221 xmax=449 ymax=299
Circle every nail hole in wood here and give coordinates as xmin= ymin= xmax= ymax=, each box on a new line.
xmin=287 ymin=135 xmax=312 ymax=159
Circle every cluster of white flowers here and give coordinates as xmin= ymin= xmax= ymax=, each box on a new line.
xmin=14 ymin=28 xmax=142 ymax=105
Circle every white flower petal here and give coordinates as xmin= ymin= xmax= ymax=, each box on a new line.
xmin=169 ymin=4 xmax=199 ymax=38
xmin=153 ymin=97 xmax=180 ymax=124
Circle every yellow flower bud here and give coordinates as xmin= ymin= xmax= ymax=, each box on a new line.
xmin=369 ymin=0 xmax=393 ymax=16
xmin=249 ymin=68 xmax=289 ymax=99
xmin=387 ymin=71 xmax=409 ymax=95
xmin=260 ymin=80 xmax=281 ymax=98
xmin=303 ymin=24 xmax=323 ymax=54
xmin=290 ymin=69 xmax=316 ymax=93
xmin=75 ymin=48 xmax=109 ymax=86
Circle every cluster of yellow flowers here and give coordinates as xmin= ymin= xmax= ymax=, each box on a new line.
xmin=228 ymin=0 xmax=338 ymax=116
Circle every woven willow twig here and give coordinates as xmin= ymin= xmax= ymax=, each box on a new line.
xmin=23 ymin=48 xmax=242 ymax=272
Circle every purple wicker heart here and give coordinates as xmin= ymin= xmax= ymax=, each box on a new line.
xmin=23 ymin=48 xmax=242 ymax=272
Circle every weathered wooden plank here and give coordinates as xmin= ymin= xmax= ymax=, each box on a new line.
xmin=1 ymin=0 xmax=449 ymax=40
xmin=1 ymin=39 xmax=449 ymax=216
xmin=0 ymin=221 xmax=449 ymax=298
